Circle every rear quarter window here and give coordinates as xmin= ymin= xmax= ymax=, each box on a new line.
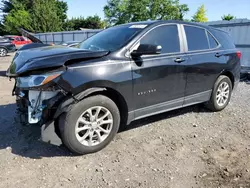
xmin=207 ymin=32 xmax=219 ymax=49
xmin=184 ymin=25 xmax=209 ymax=51
xmin=210 ymin=29 xmax=235 ymax=49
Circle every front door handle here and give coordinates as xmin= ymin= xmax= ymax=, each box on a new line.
xmin=174 ymin=58 xmax=186 ymax=63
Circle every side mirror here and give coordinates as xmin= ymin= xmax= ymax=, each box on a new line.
xmin=131 ymin=44 xmax=162 ymax=57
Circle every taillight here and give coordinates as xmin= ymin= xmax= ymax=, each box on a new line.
xmin=236 ymin=51 xmax=242 ymax=59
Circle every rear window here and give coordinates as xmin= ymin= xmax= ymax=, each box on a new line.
xmin=211 ymin=29 xmax=235 ymax=49
xmin=184 ymin=25 xmax=209 ymax=51
xmin=207 ymin=32 xmax=219 ymax=49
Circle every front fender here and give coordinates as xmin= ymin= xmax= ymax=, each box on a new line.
xmin=53 ymin=87 xmax=106 ymax=119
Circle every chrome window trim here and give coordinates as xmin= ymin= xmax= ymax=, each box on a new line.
xmin=182 ymin=24 xmax=221 ymax=53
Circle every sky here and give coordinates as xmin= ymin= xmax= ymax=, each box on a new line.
xmin=65 ymin=0 xmax=250 ymax=21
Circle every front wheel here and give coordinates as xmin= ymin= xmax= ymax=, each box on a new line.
xmin=205 ymin=75 xmax=232 ymax=112
xmin=60 ymin=95 xmax=120 ymax=155
xmin=0 ymin=48 xmax=7 ymax=57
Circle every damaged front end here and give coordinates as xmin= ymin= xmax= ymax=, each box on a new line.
xmin=6 ymin=45 xmax=109 ymax=147
xmin=13 ymin=71 xmax=68 ymax=146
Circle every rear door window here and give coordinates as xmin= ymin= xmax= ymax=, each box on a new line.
xmin=184 ymin=25 xmax=209 ymax=51
xmin=140 ymin=25 xmax=180 ymax=54
xmin=207 ymin=32 xmax=218 ymax=49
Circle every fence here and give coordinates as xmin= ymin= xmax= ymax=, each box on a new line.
xmin=34 ymin=29 xmax=101 ymax=44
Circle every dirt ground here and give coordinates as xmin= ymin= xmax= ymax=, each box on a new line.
xmin=0 ymin=54 xmax=250 ymax=188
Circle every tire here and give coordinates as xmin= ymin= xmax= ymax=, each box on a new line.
xmin=60 ymin=95 xmax=120 ymax=155
xmin=0 ymin=48 xmax=7 ymax=57
xmin=205 ymin=75 xmax=232 ymax=112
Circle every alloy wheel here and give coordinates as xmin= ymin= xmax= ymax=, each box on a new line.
xmin=75 ymin=106 xmax=113 ymax=146
xmin=216 ymin=82 xmax=230 ymax=107
xmin=0 ymin=48 xmax=7 ymax=57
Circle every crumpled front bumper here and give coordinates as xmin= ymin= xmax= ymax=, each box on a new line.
xmin=15 ymin=89 xmax=69 ymax=146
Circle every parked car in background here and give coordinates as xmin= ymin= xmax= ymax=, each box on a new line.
xmin=0 ymin=36 xmax=16 ymax=57
xmin=4 ymin=35 xmax=32 ymax=49
xmin=7 ymin=21 xmax=241 ymax=155
xmin=60 ymin=41 xmax=80 ymax=48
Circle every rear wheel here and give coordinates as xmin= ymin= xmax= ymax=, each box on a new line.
xmin=205 ymin=75 xmax=232 ymax=111
xmin=60 ymin=95 xmax=120 ymax=155
xmin=0 ymin=48 xmax=7 ymax=57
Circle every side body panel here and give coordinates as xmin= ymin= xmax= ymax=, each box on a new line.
xmin=183 ymin=50 xmax=225 ymax=96
xmin=131 ymin=54 xmax=187 ymax=119
xmin=182 ymin=25 xmax=240 ymax=106
xmin=56 ymin=57 xmax=134 ymax=112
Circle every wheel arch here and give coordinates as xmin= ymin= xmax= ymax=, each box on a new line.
xmin=220 ymin=70 xmax=235 ymax=89
xmin=0 ymin=46 xmax=8 ymax=52
xmin=54 ymin=86 xmax=129 ymax=129
xmin=85 ymin=87 xmax=129 ymax=128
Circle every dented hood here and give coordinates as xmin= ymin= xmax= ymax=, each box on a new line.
xmin=6 ymin=45 xmax=109 ymax=77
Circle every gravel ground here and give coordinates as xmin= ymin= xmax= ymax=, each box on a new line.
xmin=0 ymin=54 xmax=250 ymax=188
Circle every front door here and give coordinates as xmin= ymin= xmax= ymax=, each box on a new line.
xmin=131 ymin=24 xmax=187 ymax=119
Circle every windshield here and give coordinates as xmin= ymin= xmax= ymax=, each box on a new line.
xmin=79 ymin=25 xmax=145 ymax=51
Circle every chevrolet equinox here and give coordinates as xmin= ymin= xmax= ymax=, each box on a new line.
xmin=7 ymin=21 xmax=241 ymax=155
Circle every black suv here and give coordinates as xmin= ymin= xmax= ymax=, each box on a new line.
xmin=7 ymin=21 xmax=241 ymax=155
xmin=0 ymin=37 xmax=16 ymax=57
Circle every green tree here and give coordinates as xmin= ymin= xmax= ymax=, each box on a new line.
xmin=104 ymin=0 xmax=189 ymax=26
xmin=192 ymin=4 xmax=208 ymax=22
xmin=104 ymin=0 xmax=130 ymax=26
xmin=0 ymin=23 xmax=5 ymax=35
xmin=3 ymin=0 xmax=32 ymax=34
xmin=64 ymin=15 xmax=105 ymax=31
xmin=55 ymin=1 xmax=68 ymax=23
xmin=31 ymin=0 xmax=63 ymax=32
xmin=222 ymin=14 xmax=235 ymax=21
xmin=0 ymin=0 xmax=68 ymax=34
xmin=148 ymin=0 xmax=189 ymax=20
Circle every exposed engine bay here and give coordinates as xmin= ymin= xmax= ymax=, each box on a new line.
xmin=15 ymin=88 xmax=63 ymax=125
xmin=28 ymin=91 xmax=59 ymax=124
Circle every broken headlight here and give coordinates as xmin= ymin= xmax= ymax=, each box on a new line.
xmin=17 ymin=72 xmax=62 ymax=88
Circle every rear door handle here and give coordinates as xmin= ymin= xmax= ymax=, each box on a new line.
xmin=215 ymin=53 xmax=222 ymax=57
xmin=174 ymin=58 xmax=186 ymax=63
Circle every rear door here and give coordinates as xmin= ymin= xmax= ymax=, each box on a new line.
xmin=182 ymin=25 xmax=225 ymax=105
xmin=131 ymin=24 xmax=187 ymax=118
